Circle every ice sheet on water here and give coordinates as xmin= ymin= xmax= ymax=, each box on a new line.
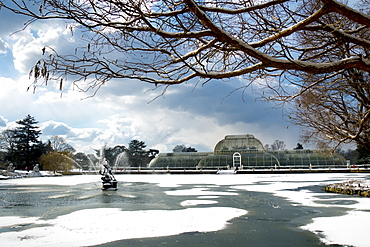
xmin=180 ymin=199 xmax=218 ymax=206
xmin=302 ymin=210 xmax=370 ymax=247
xmin=165 ymin=187 xmax=238 ymax=196
xmin=0 ymin=207 xmax=247 ymax=247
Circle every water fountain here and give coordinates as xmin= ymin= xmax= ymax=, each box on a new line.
xmin=86 ymin=154 xmax=100 ymax=174
xmin=115 ymin=151 xmax=130 ymax=168
xmin=59 ymin=153 xmax=90 ymax=175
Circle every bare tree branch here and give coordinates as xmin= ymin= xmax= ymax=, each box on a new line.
xmin=1 ymin=0 xmax=370 ymax=149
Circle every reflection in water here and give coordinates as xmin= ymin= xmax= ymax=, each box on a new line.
xmin=101 ymin=192 xmax=117 ymax=204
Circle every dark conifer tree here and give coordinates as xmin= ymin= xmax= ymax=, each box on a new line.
xmin=127 ymin=140 xmax=147 ymax=167
xmin=11 ymin=115 xmax=42 ymax=169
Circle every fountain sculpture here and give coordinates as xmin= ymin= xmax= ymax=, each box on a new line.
xmin=100 ymin=158 xmax=118 ymax=191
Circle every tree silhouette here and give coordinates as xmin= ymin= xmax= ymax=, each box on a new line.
xmin=173 ymin=144 xmax=198 ymax=152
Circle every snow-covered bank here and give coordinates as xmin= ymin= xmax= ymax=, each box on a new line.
xmin=0 ymin=174 xmax=99 ymax=186
xmin=325 ymin=180 xmax=370 ymax=196
xmin=0 ymin=170 xmax=61 ymax=180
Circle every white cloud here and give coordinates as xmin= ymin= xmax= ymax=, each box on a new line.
xmin=41 ymin=121 xmax=72 ymax=136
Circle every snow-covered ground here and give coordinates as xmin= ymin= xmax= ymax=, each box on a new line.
xmin=1 ymin=173 xmax=369 ymax=247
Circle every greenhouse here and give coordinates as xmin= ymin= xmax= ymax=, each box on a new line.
xmin=148 ymin=134 xmax=346 ymax=169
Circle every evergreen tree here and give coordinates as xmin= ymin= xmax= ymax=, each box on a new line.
xmin=11 ymin=115 xmax=42 ymax=169
xmin=127 ymin=140 xmax=147 ymax=167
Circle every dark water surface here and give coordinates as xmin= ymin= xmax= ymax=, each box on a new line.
xmin=0 ymin=175 xmax=357 ymax=246
xmin=95 ymin=185 xmax=340 ymax=247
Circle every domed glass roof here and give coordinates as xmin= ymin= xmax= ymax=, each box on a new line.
xmin=214 ymin=135 xmax=264 ymax=153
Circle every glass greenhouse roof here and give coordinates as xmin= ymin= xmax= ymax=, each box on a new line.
xmin=148 ymin=135 xmax=347 ymax=169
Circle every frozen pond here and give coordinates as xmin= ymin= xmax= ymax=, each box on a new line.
xmin=1 ymin=173 xmax=370 ymax=247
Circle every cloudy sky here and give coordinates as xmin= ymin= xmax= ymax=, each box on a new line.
xmin=0 ymin=6 xmax=302 ymax=154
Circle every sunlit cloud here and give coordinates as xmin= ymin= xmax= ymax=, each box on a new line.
xmin=41 ymin=121 xmax=72 ymax=136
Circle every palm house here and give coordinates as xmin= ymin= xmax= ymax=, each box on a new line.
xmin=148 ymin=134 xmax=346 ymax=169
